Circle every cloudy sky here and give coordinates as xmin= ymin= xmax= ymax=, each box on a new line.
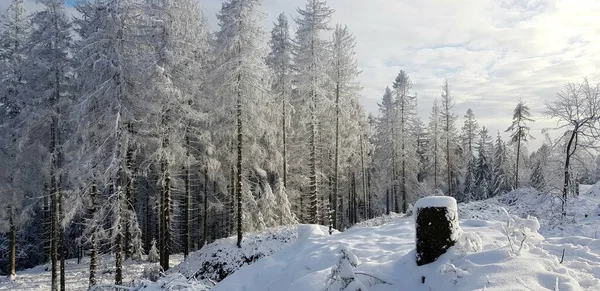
xmin=2 ymin=0 xmax=600 ymax=150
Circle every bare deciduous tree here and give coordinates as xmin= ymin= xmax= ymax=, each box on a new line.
xmin=546 ymin=78 xmax=600 ymax=216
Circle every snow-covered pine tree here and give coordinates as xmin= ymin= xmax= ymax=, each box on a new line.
xmin=267 ymin=13 xmax=293 ymax=189
xmin=292 ymin=0 xmax=334 ymax=224
xmin=506 ymin=100 xmax=534 ymax=189
xmin=148 ymin=238 xmax=159 ymax=263
xmin=491 ymin=131 xmax=510 ymax=196
xmin=530 ymin=143 xmax=550 ymax=192
xmin=141 ymin=0 xmax=211 ymax=270
xmin=462 ymin=155 xmax=477 ymax=201
xmin=413 ymin=114 xmax=428 ymax=184
xmin=273 ymin=179 xmax=298 ymax=225
xmin=0 ymin=0 xmax=31 ymax=280
xmin=425 ymin=98 xmax=445 ymax=192
xmin=373 ymin=87 xmax=395 ymax=215
xmin=475 ymin=127 xmax=493 ymax=200
xmin=213 ymin=0 xmax=272 ymax=247
xmin=0 ymin=0 xmax=29 ymax=121
xmin=391 ymin=70 xmax=418 ymax=213
xmin=72 ymin=0 xmax=142 ymax=284
xmin=440 ymin=80 xmax=460 ymax=197
xmin=461 ymin=108 xmax=479 ymax=159
xmin=329 ymin=24 xmax=362 ymax=226
xmin=24 ymin=1 xmax=74 ymax=289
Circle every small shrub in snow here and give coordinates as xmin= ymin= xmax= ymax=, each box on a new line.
xmin=326 ymin=246 xmax=367 ymax=291
xmin=141 ymin=264 xmax=162 ymax=282
xmin=438 ymin=263 xmax=468 ymax=285
xmin=148 ymin=239 xmax=159 ymax=263
xmin=500 ymin=208 xmax=540 ymax=255
xmin=456 ymin=232 xmax=483 ymax=253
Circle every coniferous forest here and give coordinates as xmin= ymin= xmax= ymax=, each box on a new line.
xmin=1 ymin=0 xmax=600 ymax=289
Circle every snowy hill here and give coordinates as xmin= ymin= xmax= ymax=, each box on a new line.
xmin=4 ymin=186 xmax=600 ymax=290
xmin=207 ymin=187 xmax=600 ymax=290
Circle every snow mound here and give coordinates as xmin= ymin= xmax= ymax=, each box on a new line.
xmin=460 ymin=187 xmax=600 ymax=238
xmin=169 ymin=225 xmax=304 ymax=286
xmin=209 ymin=216 xmax=600 ymax=291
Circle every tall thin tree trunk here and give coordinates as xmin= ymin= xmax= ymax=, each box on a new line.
xmin=115 ymin=186 xmax=124 ymax=285
xmin=282 ymin=95 xmax=287 ymax=189
xmin=229 ymin=164 xmax=235 ymax=237
xmin=367 ymin=171 xmax=372 ymax=219
xmin=43 ymin=186 xmax=50 ymax=263
xmin=162 ymin=167 xmax=171 ymax=271
xmin=159 ymin=170 xmax=165 ymax=267
xmin=8 ymin=206 xmax=16 ymax=279
xmin=334 ymin=75 xmax=340 ymax=230
xmin=50 ymin=165 xmax=58 ymax=291
xmin=203 ymin=167 xmax=208 ymax=247
xmin=562 ymin=129 xmax=577 ymax=216
xmin=89 ymin=183 xmax=98 ymax=289
xmin=236 ymin=68 xmax=243 ymax=248
xmin=59 ymin=191 xmax=65 ymax=291
xmin=309 ymin=99 xmax=318 ymax=224
xmin=125 ymin=126 xmax=135 ymax=260
xmin=515 ymin=132 xmax=521 ymax=189
xmin=386 ymin=188 xmax=390 ymax=215
xmin=360 ymin=135 xmax=367 ymax=220
xmin=183 ymin=132 xmax=190 ymax=258
xmin=145 ymin=179 xmax=152 ymax=254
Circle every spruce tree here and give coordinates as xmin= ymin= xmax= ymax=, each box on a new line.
xmin=293 ymin=0 xmax=334 ymax=224
xmin=506 ymin=100 xmax=534 ymax=189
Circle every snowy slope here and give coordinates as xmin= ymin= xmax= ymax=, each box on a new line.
xmin=209 ymin=187 xmax=600 ymax=291
xmin=4 ymin=186 xmax=600 ymax=290
xmin=460 ymin=186 xmax=600 ymax=238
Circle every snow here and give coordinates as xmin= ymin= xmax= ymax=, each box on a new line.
xmin=5 ymin=187 xmax=600 ymax=290
xmin=208 ymin=188 xmax=600 ymax=291
xmin=413 ymin=196 xmax=457 ymax=213
xmin=0 ymin=254 xmax=184 ymax=291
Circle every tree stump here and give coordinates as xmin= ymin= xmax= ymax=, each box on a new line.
xmin=414 ymin=196 xmax=459 ymax=266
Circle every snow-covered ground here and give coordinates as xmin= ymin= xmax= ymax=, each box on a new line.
xmin=210 ymin=186 xmax=600 ymax=290
xmin=4 ymin=185 xmax=600 ymax=290
xmin=0 ymin=254 xmax=183 ymax=290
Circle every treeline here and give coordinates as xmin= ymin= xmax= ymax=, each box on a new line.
xmin=2 ymin=0 xmax=600 ymax=289
xmin=0 ymin=0 xmax=366 ymax=288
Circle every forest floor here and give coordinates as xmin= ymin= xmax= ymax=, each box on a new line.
xmin=3 ymin=184 xmax=600 ymax=290
xmin=0 ymin=253 xmax=183 ymax=290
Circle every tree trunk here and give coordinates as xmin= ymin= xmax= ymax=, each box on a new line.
xmin=283 ymin=95 xmax=287 ymax=189
xmin=203 ymin=167 xmax=208 ymax=247
xmin=386 ymin=188 xmax=390 ymax=215
xmin=183 ymin=132 xmax=190 ymax=258
xmin=50 ymin=173 xmax=58 ymax=291
xmin=562 ymin=129 xmax=578 ymax=216
xmin=515 ymin=131 xmax=521 ymax=189
xmin=125 ymin=127 xmax=135 ymax=260
xmin=89 ymin=183 xmax=98 ymax=289
xmin=229 ymin=164 xmax=235 ymax=237
xmin=8 ymin=206 xmax=16 ymax=279
xmin=360 ymin=135 xmax=367 ymax=219
xmin=334 ymin=78 xmax=340 ymax=230
xmin=59 ymin=191 xmax=65 ymax=291
xmin=309 ymin=99 xmax=318 ymax=224
xmin=162 ymin=168 xmax=171 ymax=271
xmin=115 ymin=185 xmax=124 ymax=285
xmin=367 ymin=170 xmax=372 ymax=219
xmin=236 ymin=68 xmax=243 ymax=248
